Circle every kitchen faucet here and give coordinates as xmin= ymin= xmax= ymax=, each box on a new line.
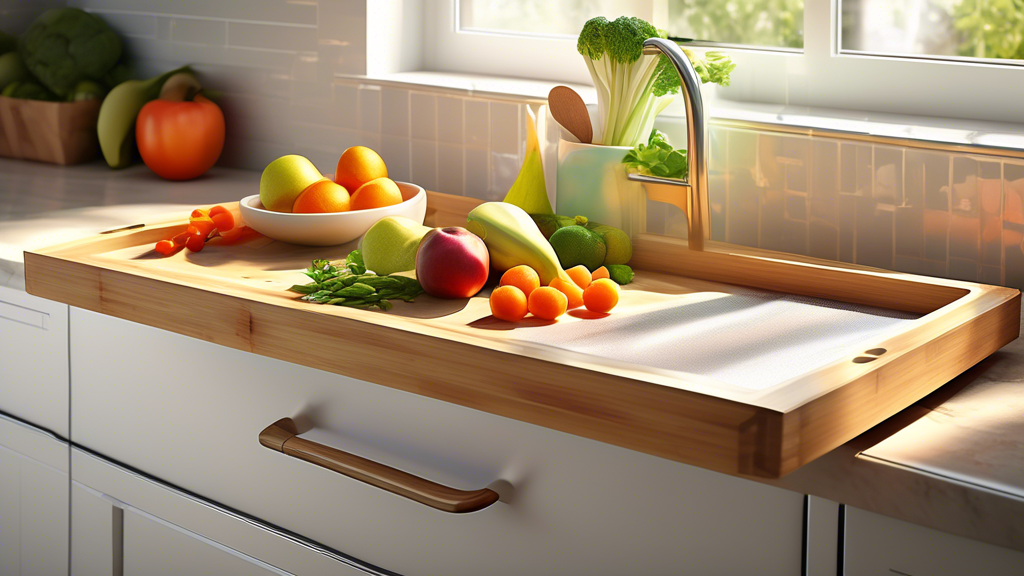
xmin=628 ymin=37 xmax=710 ymax=251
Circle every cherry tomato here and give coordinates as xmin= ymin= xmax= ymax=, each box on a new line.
xmin=136 ymin=95 xmax=225 ymax=181
xmin=185 ymin=225 xmax=206 ymax=252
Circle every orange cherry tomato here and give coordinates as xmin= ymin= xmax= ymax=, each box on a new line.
xmin=185 ymin=225 xmax=206 ymax=252
xmin=136 ymin=94 xmax=225 ymax=181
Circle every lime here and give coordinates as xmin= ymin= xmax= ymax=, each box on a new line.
xmin=549 ymin=225 xmax=606 ymax=271
xmin=587 ymin=224 xmax=632 ymax=265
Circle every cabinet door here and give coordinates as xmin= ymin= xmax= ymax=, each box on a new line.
xmin=0 ymin=416 xmax=69 ymax=576
xmin=72 ymin=448 xmax=387 ymax=576
xmin=123 ymin=509 xmax=284 ymax=576
xmin=0 ymin=285 xmax=69 ymax=436
xmin=844 ymin=506 xmax=1024 ymax=575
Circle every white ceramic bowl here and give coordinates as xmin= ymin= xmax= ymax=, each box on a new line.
xmin=239 ymin=181 xmax=427 ymax=246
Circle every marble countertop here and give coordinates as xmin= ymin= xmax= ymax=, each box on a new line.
xmin=3 ymin=158 xmax=1022 ymax=553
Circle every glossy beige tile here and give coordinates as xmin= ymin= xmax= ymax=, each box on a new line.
xmin=228 ymin=21 xmax=317 ymax=53
xmin=464 ymin=99 xmax=489 ymax=147
xmin=410 ymin=140 xmax=438 ymax=192
xmin=69 ymin=0 xmax=319 ymax=25
xmin=437 ymin=144 xmax=465 ymax=196
xmin=410 ymin=93 xmax=437 ymax=141
xmin=489 ymin=102 xmax=520 ymax=156
xmin=379 ymin=136 xmax=411 ymax=183
xmin=380 ymin=88 xmax=410 ymax=138
xmin=437 ymin=96 xmax=464 ymax=145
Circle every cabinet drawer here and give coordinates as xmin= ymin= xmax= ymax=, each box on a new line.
xmin=72 ymin=448 xmax=384 ymax=576
xmin=844 ymin=506 xmax=1024 ymax=575
xmin=0 ymin=286 xmax=69 ymax=436
xmin=71 ymin=308 xmax=805 ymax=576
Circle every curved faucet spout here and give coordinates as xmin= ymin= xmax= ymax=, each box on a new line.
xmin=632 ymin=37 xmax=710 ymax=251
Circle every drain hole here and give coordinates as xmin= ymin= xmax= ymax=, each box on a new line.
xmin=853 ymin=356 xmax=877 ymax=364
xmin=865 ymin=348 xmax=887 ymax=356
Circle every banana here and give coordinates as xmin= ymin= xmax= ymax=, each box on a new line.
xmin=466 ymin=202 xmax=568 ymax=285
xmin=98 ymin=65 xmax=192 ymax=168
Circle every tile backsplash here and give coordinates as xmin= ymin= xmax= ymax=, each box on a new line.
xmin=645 ymin=125 xmax=1024 ymax=290
xmin=5 ymin=1 xmax=1024 ymax=291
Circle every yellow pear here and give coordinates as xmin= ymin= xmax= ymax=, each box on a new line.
xmin=259 ymin=155 xmax=323 ymax=212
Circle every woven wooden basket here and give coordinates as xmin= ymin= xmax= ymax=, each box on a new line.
xmin=0 ymin=96 xmax=101 ymax=165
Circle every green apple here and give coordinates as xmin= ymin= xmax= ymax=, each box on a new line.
xmin=259 ymin=155 xmax=323 ymax=212
xmin=359 ymin=216 xmax=431 ymax=276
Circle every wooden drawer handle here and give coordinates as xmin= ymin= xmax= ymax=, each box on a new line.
xmin=259 ymin=418 xmax=499 ymax=514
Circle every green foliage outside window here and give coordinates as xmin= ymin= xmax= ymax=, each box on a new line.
xmin=952 ymin=0 xmax=1024 ymax=59
xmin=668 ymin=0 xmax=804 ymax=48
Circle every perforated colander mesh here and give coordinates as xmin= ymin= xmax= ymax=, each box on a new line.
xmin=515 ymin=290 xmax=920 ymax=390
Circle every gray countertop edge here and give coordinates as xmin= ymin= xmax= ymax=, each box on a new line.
xmin=766 ymin=349 xmax=1024 ymax=554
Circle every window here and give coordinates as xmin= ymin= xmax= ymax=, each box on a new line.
xmin=841 ymin=0 xmax=1024 ymax=64
xmin=668 ymin=0 xmax=804 ymax=50
xmin=424 ymin=0 xmax=1024 ymax=124
xmin=458 ymin=1 xmax=646 ymax=37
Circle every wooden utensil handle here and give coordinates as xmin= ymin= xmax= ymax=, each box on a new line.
xmin=259 ymin=418 xmax=499 ymax=514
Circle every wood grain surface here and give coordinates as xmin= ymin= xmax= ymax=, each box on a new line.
xmin=23 ymin=191 xmax=1021 ymax=478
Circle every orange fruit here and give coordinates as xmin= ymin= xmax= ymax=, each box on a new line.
xmin=565 ymin=265 xmax=592 ymax=289
xmin=350 ymin=177 xmax=403 ymax=211
xmin=592 ymin=266 xmax=610 ymax=281
xmin=292 ymin=179 xmax=351 ymax=213
xmin=528 ymin=286 xmax=568 ymax=320
xmin=499 ymin=265 xmax=540 ymax=297
xmin=335 ymin=146 xmax=388 ymax=193
xmin=583 ymin=278 xmax=619 ymax=313
xmin=489 ymin=285 xmax=528 ymax=322
xmin=549 ymin=276 xmax=584 ymax=309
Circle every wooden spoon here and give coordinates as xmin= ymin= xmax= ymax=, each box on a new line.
xmin=548 ymin=86 xmax=592 ymax=144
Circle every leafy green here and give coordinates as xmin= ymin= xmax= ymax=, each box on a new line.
xmin=576 ymin=15 xmax=734 ymax=147
xmin=623 ymin=130 xmax=688 ymax=179
xmin=18 ymin=8 xmax=122 ymax=98
xmin=290 ymin=250 xmax=424 ymax=311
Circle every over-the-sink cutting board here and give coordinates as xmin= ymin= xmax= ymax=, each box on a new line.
xmin=23 ymin=192 xmax=1021 ymax=478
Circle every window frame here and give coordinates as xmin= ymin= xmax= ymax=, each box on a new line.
xmin=423 ymin=0 xmax=1024 ymax=125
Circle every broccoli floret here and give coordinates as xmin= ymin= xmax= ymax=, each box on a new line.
xmin=603 ymin=16 xmax=659 ymax=64
xmin=18 ymin=8 xmax=122 ymax=98
xmin=577 ymin=17 xmax=608 ymax=61
xmin=574 ymin=15 xmax=733 ymax=147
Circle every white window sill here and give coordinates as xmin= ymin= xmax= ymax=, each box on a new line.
xmin=338 ymin=70 xmax=1024 ymax=157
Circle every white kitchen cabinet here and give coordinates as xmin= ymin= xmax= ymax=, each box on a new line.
xmin=72 ymin=448 xmax=387 ymax=576
xmin=0 ymin=285 xmax=69 ymax=437
xmin=69 ymin=308 xmax=806 ymax=576
xmin=123 ymin=508 xmax=287 ymax=576
xmin=0 ymin=414 xmax=69 ymax=576
xmin=844 ymin=505 xmax=1024 ymax=575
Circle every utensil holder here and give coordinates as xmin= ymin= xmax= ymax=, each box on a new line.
xmin=555 ymin=138 xmax=644 ymax=238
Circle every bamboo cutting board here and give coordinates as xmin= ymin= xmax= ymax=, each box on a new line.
xmin=23 ymin=192 xmax=1021 ymax=478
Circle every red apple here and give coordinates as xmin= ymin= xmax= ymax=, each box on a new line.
xmin=415 ymin=227 xmax=490 ymax=299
